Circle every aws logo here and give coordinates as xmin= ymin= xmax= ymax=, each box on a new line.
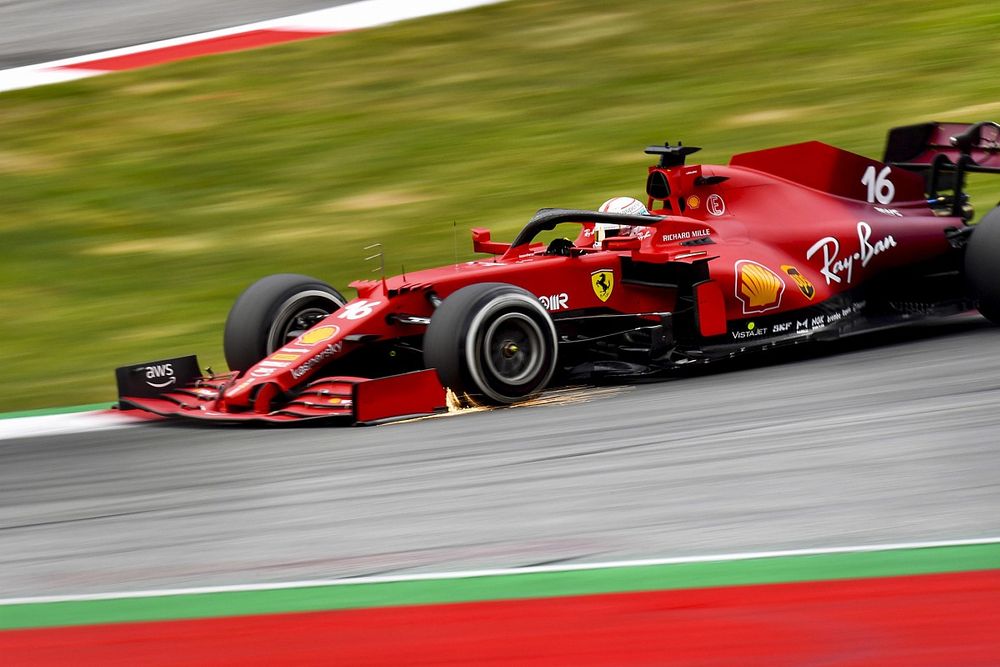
xmin=591 ymin=269 xmax=614 ymax=302
xmin=144 ymin=363 xmax=175 ymax=389
xmin=781 ymin=265 xmax=815 ymax=300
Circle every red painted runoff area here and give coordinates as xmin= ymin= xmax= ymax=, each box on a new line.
xmin=3 ymin=570 xmax=999 ymax=666
xmin=63 ymin=30 xmax=335 ymax=71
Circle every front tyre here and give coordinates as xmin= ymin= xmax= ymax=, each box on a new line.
xmin=423 ymin=283 xmax=558 ymax=405
xmin=224 ymin=273 xmax=346 ymax=372
xmin=966 ymin=206 xmax=1000 ymax=324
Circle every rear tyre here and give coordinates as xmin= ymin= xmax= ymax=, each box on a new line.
xmin=966 ymin=206 xmax=1000 ymax=324
xmin=423 ymin=283 xmax=558 ymax=405
xmin=224 ymin=273 xmax=346 ymax=372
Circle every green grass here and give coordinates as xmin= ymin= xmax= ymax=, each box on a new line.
xmin=2 ymin=0 xmax=1000 ymax=410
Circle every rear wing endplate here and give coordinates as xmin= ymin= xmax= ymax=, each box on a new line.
xmin=883 ymin=121 xmax=1000 ymax=217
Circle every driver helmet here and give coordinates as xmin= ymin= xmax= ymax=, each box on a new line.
xmin=590 ymin=197 xmax=652 ymax=246
xmin=598 ymin=196 xmax=650 ymax=216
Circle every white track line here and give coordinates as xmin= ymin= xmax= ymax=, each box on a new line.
xmin=0 ymin=0 xmax=506 ymax=93
xmin=274 ymin=0 xmax=508 ymax=31
xmin=3 ymin=535 xmax=998 ymax=606
xmin=0 ymin=411 xmax=139 ymax=441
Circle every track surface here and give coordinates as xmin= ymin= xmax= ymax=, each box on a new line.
xmin=0 ymin=0 xmax=351 ymax=69
xmin=2 ymin=318 xmax=999 ymax=598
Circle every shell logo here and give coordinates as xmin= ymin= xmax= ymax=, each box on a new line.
xmin=297 ymin=325 xmax=341 ymax=345
xmin=735 ymin=260 xmax=785 ymax=314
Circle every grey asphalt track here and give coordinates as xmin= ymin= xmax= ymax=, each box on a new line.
xmin=2 ymin=318 xmax=998 ymax=597
xmin=0 ymin=0 xmax=353 ymax=69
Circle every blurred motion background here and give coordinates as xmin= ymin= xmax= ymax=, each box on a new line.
xmin=2 ymin=0 xmax=999 ymax=411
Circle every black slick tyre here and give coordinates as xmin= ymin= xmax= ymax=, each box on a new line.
xmin=224 ymin=273 xmax=346 ymax=372
xmin=966 ymin=206 xmax=1000 ymax=324
xmin=423 ymin=283 xmax=558 ymax=405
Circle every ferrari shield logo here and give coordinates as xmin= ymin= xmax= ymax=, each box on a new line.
xmin=591 ymin=269 xmax=614 ymax=302
xmin=780 ymin=265 xmax=815 ymax=300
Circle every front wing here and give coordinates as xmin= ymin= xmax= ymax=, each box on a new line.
xmin=115 ymin=356 xmax=448 ymax=424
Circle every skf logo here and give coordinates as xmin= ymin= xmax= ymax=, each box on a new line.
xmin=591 ymin=269 xmax=614 ymax=302
xmin=781 ymin=265 xmax=815 ymax=300
xmin=298 ymin=325 xmax=340 ymax=345
xmin=735 ymin=260 xmax=785 ymax=314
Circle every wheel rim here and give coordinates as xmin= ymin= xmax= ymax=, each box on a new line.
xmin=266 ymin=291 xmax=344 ymax=353
xmin=482 ymin=312 xmax=545 ymax=386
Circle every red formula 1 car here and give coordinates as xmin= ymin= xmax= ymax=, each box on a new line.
xmin=116 ymin=121 xmax=1000 ymax=424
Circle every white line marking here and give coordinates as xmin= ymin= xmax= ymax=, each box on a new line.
xmin=274 ymin=0 xmax=506 ymax=32
xmin=0 ymin=0 xmax=507 ymax=93
xmin=0 ymin=411 xmax=138 ymax=441
xmin=0 ymin=67 xmax=104 ymax=91
xmin=2 ymin=535 xmax=998 ymax=606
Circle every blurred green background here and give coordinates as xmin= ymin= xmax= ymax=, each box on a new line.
xmin=2 ymin=0 xmax=1000 ymax=411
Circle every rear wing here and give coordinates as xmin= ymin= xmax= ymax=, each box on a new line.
xmin=883 ymin=121 xmax=1000 ymax=217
